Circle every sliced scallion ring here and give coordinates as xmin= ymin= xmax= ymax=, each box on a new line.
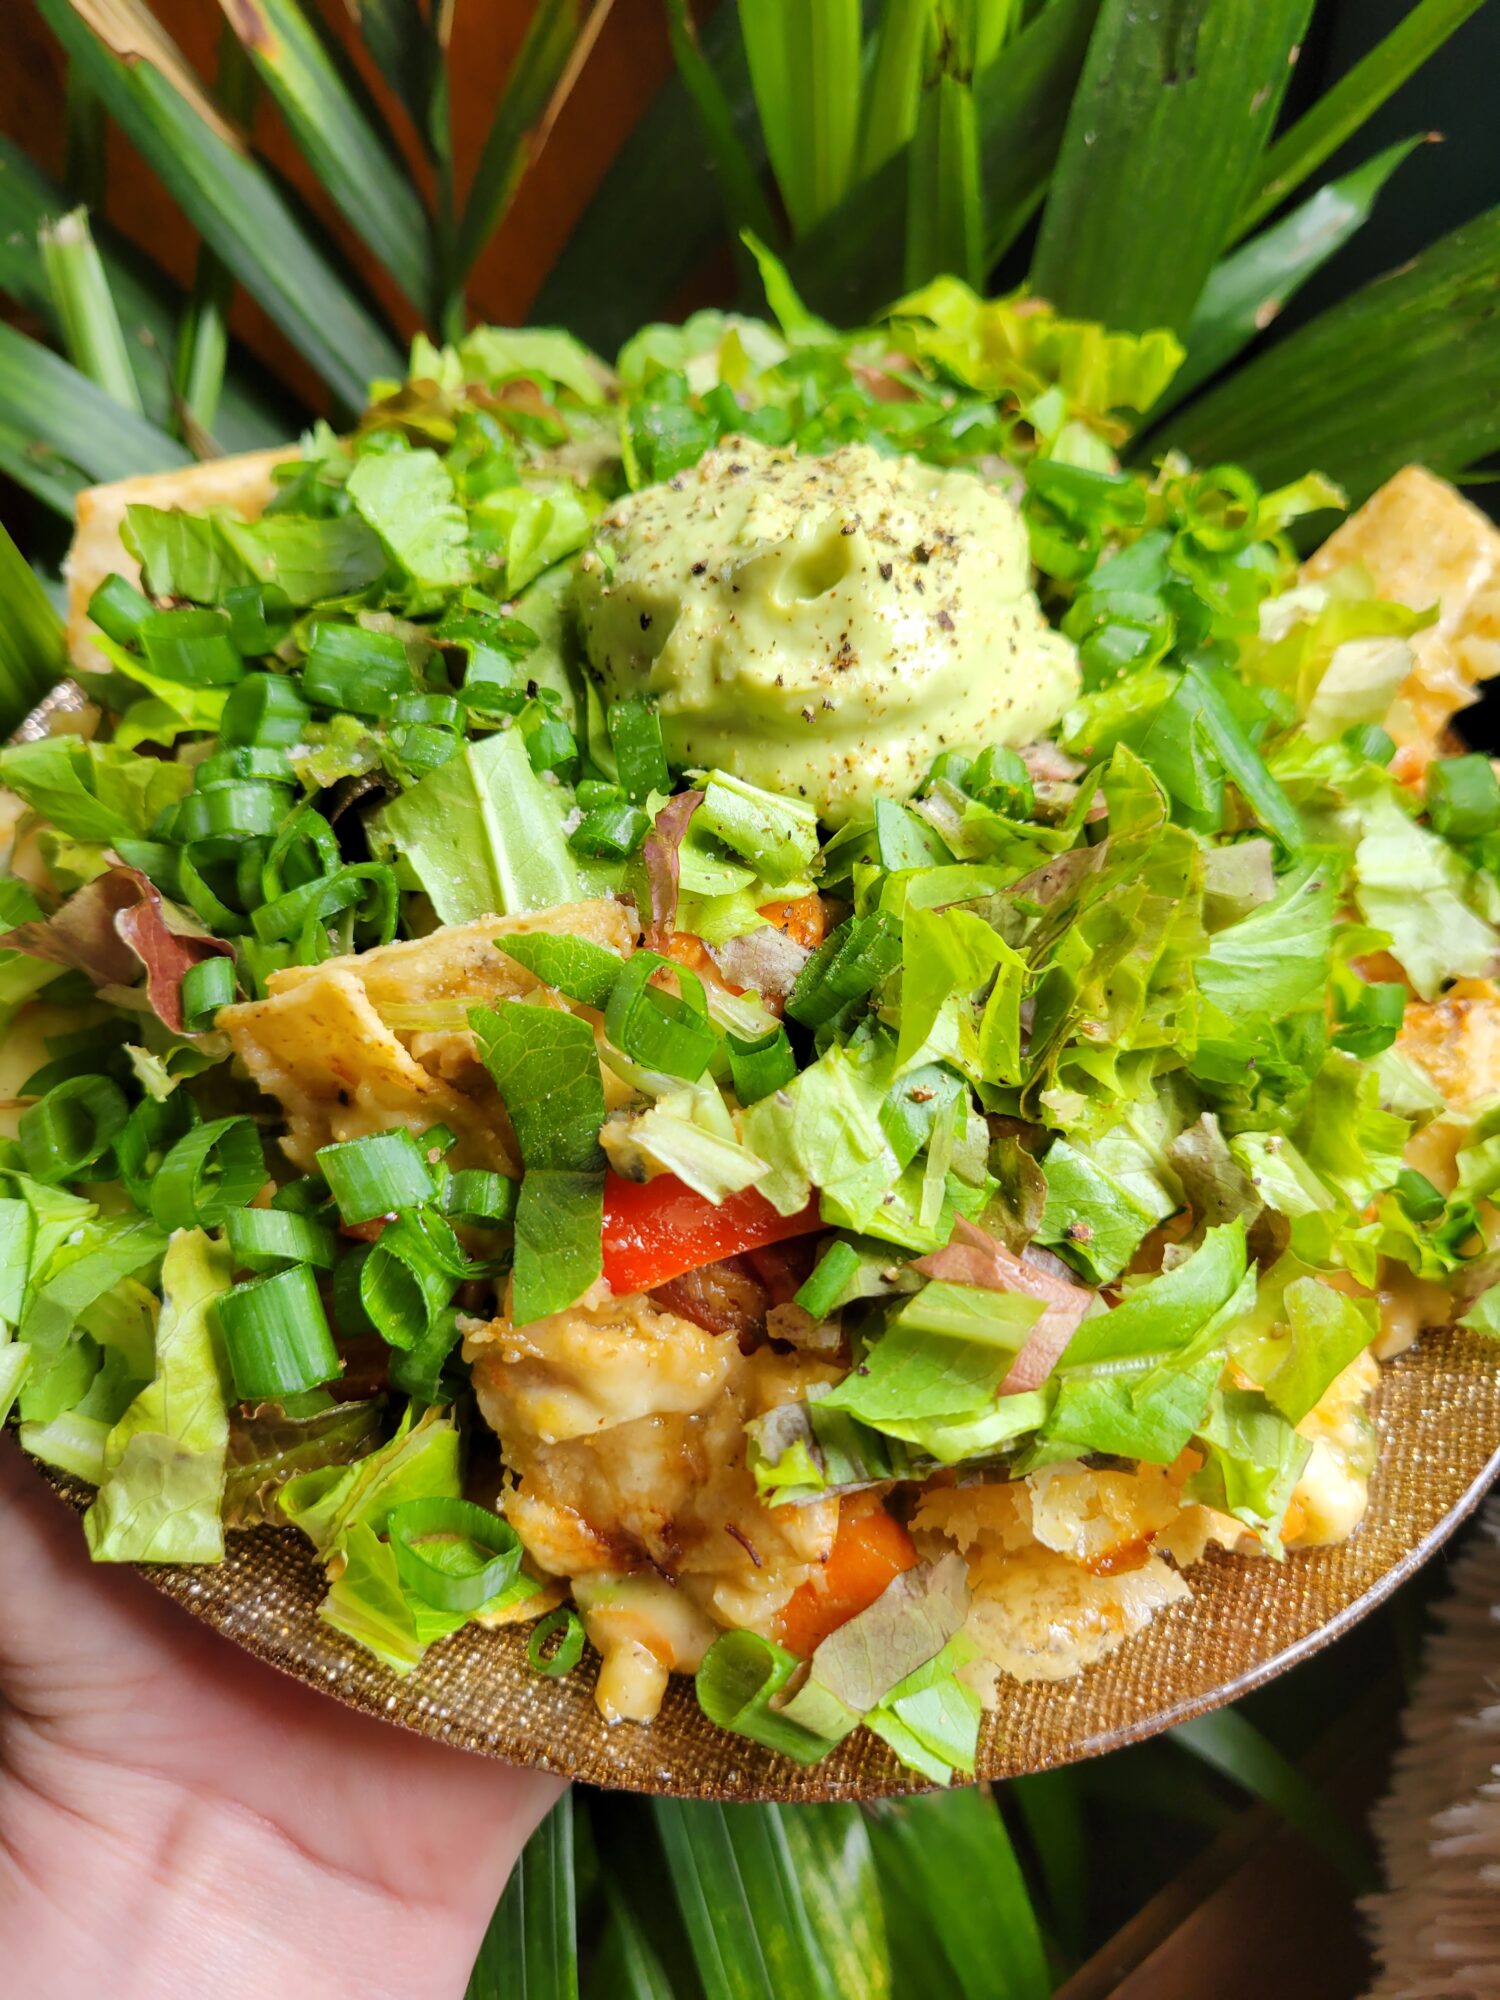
xmin=387 ymin=1497 xmax=523 ymax=1613
xmin=18 ymin=1075 xmax=130 ymax=1184
xmin=149 ymin=1116 xmax=266 ymax=1230
xmin=225 ymin=1205 xmax=337 ymax=1273
xmin=317 ymin=1130 xmax=435 ymax=1224
xmin=526 ymin=1606 xmax=585 ymax=1678
xmin=180 ymin=954 xmax=236 ymax=1032
xmin=216 ymin=1264 xmax=341 ymax=1402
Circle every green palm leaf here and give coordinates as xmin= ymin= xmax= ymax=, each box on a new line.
xmin=1153 ymin=134 xmax=1428 ymax=420
xmin=1162 ymin=204 xmax=1500 ymax=504
xmin=0 ymin=320 xmax=190 ymax=509
xmin=38 ymin=207 xmax=143 ymax=412
xmin=651 ymin=1798 xmax=884 ymax=2000
xmin=1237 ymin=0 xmax=1490 ymax=239
xmin=788 ymin=0 xmax=1101 ymax=321
xmin=0 ymin=138 xmax=296 ymax=450
xmin=1169 ymin=1710 xmax=1375 ymax=1892
xmin=467 ymin=1793 xmax=579 ymax=2000
xmin=1032 ymin=0 xmax=1314 ymax=334
xmin=532 ymin=2 xmax=764 ymax=347
xmin=0 ymin=518 xmax=67 ymax=732
xmin=452 ymin=0 xmax=598 ymax=300
xmin=664 ymin=0 xmax=781 ymax=260
xmin=218 ymin=0 xmax=435 ymax=313
xmin=39 ymin=0 xmax=402 ymax=411
xmin=868 ymin=1790 xmax=1048 ymax=2000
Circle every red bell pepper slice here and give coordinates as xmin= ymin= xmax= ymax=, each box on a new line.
xmin=601 ymin=1171 xmax=821 ymax=1295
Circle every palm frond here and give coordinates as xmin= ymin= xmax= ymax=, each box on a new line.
xmin=1169 ymin=1710 xmax=1376 ymax=1892
xmin=1032 ymin=0 xmax=1314 ymax=334
xmin=1237 ymin=0 xmax=1489 ymax=240
xmin=532 ymin=2 xmax=764 ymax=347
xmin=787 ymin=0 xmax=1101 ymax=321
xmin=467 ymin=1792 xmax=578 ymax=2000
xmin=217 ymin=0 xmax=436 ymax=314
xmin=868 ymin=1789 xmax=1049 ymax=2000
xmin=38 ymin=207 xmax=143 ymax=412
xmin=0 ymin=319 xmax=190 ymax=505
xmin=0 ymin=518 xmax=67 ymax=733
xmin=0 ymin=138 xmax=296 ymax=451
xmin=451 ymin=1 xmax=607 ymax=309
xmin=664 ymin=0 xmax=781 ymax=262
xmin=651 ymin=1797 xmax=884 ymax=2000
xmin=1160 ymin=204 xmax=1500 ymax=504
xmin=1156 ymin=134 xmax=1429 ymax=420
xmin=905 ymin=4 xmax=985 ymax=291
xmin=39 ymin=0 xmax=402 ymax=411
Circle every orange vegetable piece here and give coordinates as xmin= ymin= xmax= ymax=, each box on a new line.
xmin=775 ymin=1502 xmax=919 ymax=1658
xmin=758 ymin=895 xmax=827 ymax=950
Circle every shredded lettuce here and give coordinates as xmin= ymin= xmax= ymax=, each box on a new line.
xmin=373 ymin=727 xmax=581 ymax=923
xmin=83 ymin=1229 xmax=234 ymax=1564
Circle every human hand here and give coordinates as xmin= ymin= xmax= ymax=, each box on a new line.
xmin=0 ymin=1437 xmax=561 ymax=2000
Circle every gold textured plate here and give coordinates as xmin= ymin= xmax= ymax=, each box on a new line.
xmin=15 ymin=683 xmax=1500 ymax=1799
xmin=32 ymin=1323 xmax=1500 ymax=1800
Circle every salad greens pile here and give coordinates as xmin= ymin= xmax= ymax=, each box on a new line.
xmin=2 ymin=247 xmax=1497 ymax=1788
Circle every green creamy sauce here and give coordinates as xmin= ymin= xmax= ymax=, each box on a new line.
xmin=574 ymin=439 xmax=1078 ymax=824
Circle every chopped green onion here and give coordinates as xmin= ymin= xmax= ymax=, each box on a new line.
xmin=568 ymin=798 xmax=650 ymax=858
xmin=526 ymin=1605 xmax=585 ymax=1677
xmin=1343 ymin=723 xmax=1396 ymax=767
xmin=193 ymin=745 xmax=295 ymax=786
xmin=1183 ymin=662 xmax=1304 ymax=856
xmin=607 ymin=699 xmax=670 ymax=804
xmin=216 ymin=1263 xmax=341 ymax=1402
xmin=271 ymin=1174 xmax=334 ymax=1216
xmin=603 ymin=950 xmax=719 ymax=1080
xmin=317 ymin=1130 xmax=436 ymax=1224
xmin=251 ymin=863 xmax=398 ymax=957
xmin=387 ymin=1496 xmax=524 ymax=1613
xmin=259 ymin=805 xmax=341 ymax=903
xmin=139 ymin=607 xmax=244 ymax=687
xmin=177 ymin=781 xmax=292 ymax=844
xmin=301 ymin=621 xmax=411 ymax=717
xmin=219 ymin=670 xmax=311 ymax=747
xmin=225 ymin=1205 xmax=337 ymax=1273
xmin=1395 ymin=1167 xmax=1445 ymax=1224
xmin=117 ymin=1091 xmax=200 ymax=1209
xmin=794 ymin=1239 xmax=859 ymax=1319
xmin=149 ymin=1116 xmax=266 ymax=1230
xmin=359 ymin=1227 xmax=459 ymax=1349
xmin=419 ymin=1124 xmax=459 ymax=1159
xmin=180 ymin=954 xmax=236 ymax=1032
xmin=1427 ymin=754 xmax=1500 ymax=842
xmin=695 ymin=1630 xmax=836 ymax=1764
xmin=222 ymin=583 xmax=293 ymax=658
xmin=388 ymin=1307 xmax=464 ymax=1402
xmin=441 ymin=1168 xmax=518 ymax=1225
xmin=1333 ymin=980 xmax=1406 ymax=1059
xmin=88 ymin=572 xmax=153 ymax=646
xmin=392 ymin=722 xmax=461 ymax=776
xmin=968 ymin=745 xmax=1035 ymax=818
xmin=176 ymin=843 xmax=245 ymax=934
xmin=726 ymin=1023 xmax=797 ymax=1104
xmin=19 ymin=1074 xmax=130 ymax=1184
xmin=523 ymin=714 xmax=578 ymax=779
xmin=396 ymin=692 xmax=463 ymax=728
xmin=786 ymin=910 xmax=903 ymax=1029
xmin=331 ymin=1241 xmax=376 ymax=1337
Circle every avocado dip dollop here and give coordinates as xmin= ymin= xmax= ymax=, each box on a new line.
xmin=574 ymin=438 xmax=1078 ymax=825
